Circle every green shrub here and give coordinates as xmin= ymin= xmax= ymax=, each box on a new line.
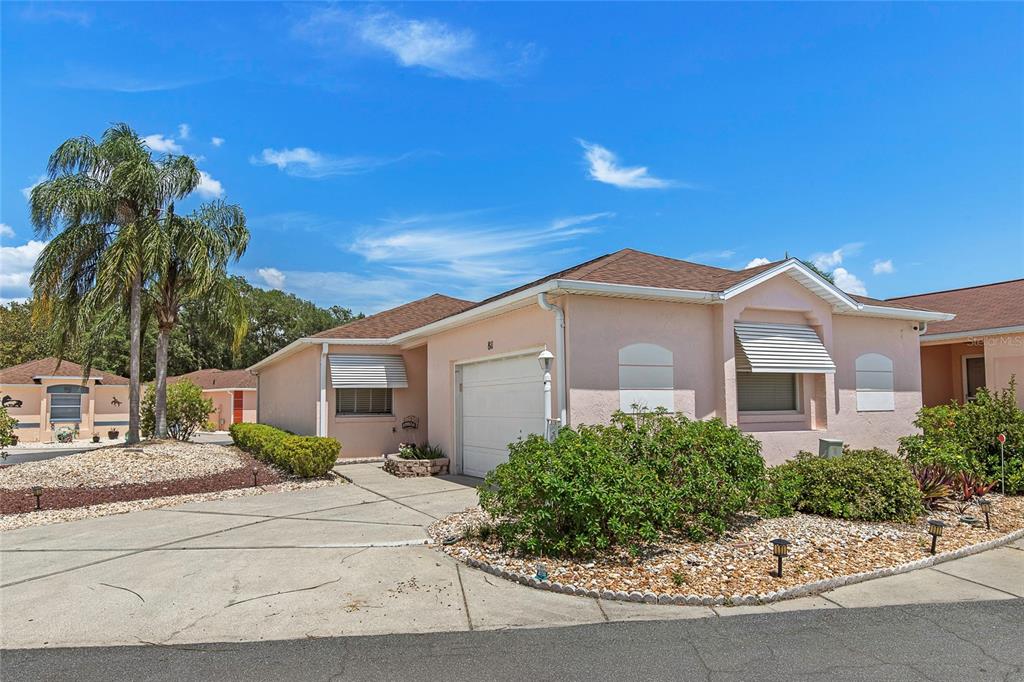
xmin=758 ymin=462 xmax=803 ymax=518
xmin=142 ymin=380 xmax=213 ymax=441
xmin=782 ymin=449 xmax=922 ymax=522
xmin=398 ymin=442 xmax=446 ymax=460
xmin=479 ymin=411 xmax=766 ymax=556
xmin=902 ymin=379 xmax=1024 ymax=494
xmin=230 ymin=423 xmax=339 ymax=478
xmin=479 ymin=429 xmax=673 ymax=556
xmin=0 ymin=405 xmax=18 ymax=458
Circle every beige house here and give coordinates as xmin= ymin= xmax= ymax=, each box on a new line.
xmin=251 ymin=249 xmax=954 ymax=472
xmin=168 ymin=368 xmax=257 ymax=430
xmin=0 ymin=357 xmax=130 ymax=443
xmin=889 ymin=279 xmax=1024 ymax=408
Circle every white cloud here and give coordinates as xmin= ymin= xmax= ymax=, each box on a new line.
xmin=810 ymin=242 xmax=864 ymax=270
xmin=0 ymin=223 xmax=15 ymax=239
xmin=292 ymin=7 xmax=534 ymax=81
xmin=177 ymin=123 xmax=191 ymax=140
xmin=248 ymin=268 xmax=420 ymax=314
xmin=257 ymin=267 xmax=286 ymax=289
xmin=195 ymin=170 xmax=224 ymax=199
xmin=0 ymin=239 xmax=48 ymax=302
xmin=211 ymin=137 xmax=225 ymax=147
xmin=550 ymin=212 xmax=615 ymax=230
xmin=745 ymin=257 xmax=772 ymax=269
xmin=20 ymin=4 xmax=92 ymax=27
xmin=250 ymin=147 xmax=408 ymax=179
xmin=21 ymin=174 xmax=47 ymax=201
xmin=142 ymin=133 xmax=184 ymax=154
xmin=872 ymin=259 xmax=895 ymax=275
xmin=578 ymin=140 xmax=680 ymax=190
xmin=686 ymin=249 xmax=736 ymax=262
xmin=832 ymin=267 xmax=867 ymax=296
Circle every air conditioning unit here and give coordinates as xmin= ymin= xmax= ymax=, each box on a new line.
xmin=819 ymin=438 xmax=843 ymax=458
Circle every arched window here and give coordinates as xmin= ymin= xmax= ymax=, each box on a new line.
xmin=855 ymin=353 xmax=894 ymax=412
xmin=618 ymin=343 xmax=674 ymax=413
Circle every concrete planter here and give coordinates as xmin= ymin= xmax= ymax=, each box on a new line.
xmin=383 ymin=453 xmax=450 ymax=477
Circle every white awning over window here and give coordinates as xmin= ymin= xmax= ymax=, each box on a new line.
xmin=734 ymin=322 xmax=836 ymax=374
xmin=329 ymin=354 xmax=409 ymax=389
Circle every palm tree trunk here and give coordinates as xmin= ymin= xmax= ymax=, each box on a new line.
xmin=126 ymin=273 xmax=143 ymax=444
xmin=154 ymin=326 xmax=171 ymax=439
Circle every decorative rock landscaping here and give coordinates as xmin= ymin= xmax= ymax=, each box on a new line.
xmin=430 ymin=495 xmax=1024 ymax=606
xmin=383 ymin=453 xmax=450 ymax=477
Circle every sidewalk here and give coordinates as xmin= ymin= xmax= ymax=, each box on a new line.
xmin=1 ymin=464 xmax=1021 ymax=649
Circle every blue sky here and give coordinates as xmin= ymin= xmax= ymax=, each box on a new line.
xmin=2 ymin=2 xmax=1022 ymax=313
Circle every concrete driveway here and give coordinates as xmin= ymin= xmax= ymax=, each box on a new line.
xmin=1 ymin=464 xmax=1022 ymax=649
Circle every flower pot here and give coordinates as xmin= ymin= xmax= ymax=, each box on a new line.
xmin=92 ymin=434 xmax=100 ymax=443
xmin=10 ymin=435 xmax=17 ymax=445
xmin=108 ymin=430 xmax=119 ymax=440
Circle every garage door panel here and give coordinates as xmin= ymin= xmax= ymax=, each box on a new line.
xmin=459 ymin=354 xmax=545 ymax=478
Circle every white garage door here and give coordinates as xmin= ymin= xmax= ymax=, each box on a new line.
xmin=458 ymin=353 xmax=545 ymax=478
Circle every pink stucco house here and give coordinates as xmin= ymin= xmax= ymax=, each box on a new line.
xmin=250 ymin=249 xmax=954 ymax=474
xmin=888 ymin=278 xmax=1023 ymax=408
xmin=168 ymin=368 xmax=258 ymax=430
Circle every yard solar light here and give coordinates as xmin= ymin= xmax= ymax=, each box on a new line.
xmin=771 ymin=538 xmax=790 ymax=578
xmin=927 ymin=519 xmax=945 ymax=555
xmin=977 ymin=498 xmax=992 ymax=530
xmin=252 ymin=467 xmax=259 ymax=487
xmin=535 ymin=563 xmax=549 ymax=581
xmin=31 ymin=485 xmax=43 ymax=510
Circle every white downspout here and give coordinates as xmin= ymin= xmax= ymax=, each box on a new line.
xmin=537 ymin=293 xmax=567 ymax=426
xmin=318 ymin=342 xmax=328 ymax=437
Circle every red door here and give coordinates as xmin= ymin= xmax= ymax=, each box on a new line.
xmin=232 ymin=391 xmax=244 ymax=424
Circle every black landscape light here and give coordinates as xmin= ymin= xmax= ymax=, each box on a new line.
xmin=927 ymin=519 xmax=945 ymax=555
xmin=252 ymin=467 xmax=259 ymax=487
xmin=977 ymin=498 xmax=992 ymax=530
xmin=771 ymin=538 xmax=790 ymax=578
xmin=31 ymin=485 xmax=43 ymax=510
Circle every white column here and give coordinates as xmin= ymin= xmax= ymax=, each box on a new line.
xmin=318 ymin=343 xmax=328 ymax=437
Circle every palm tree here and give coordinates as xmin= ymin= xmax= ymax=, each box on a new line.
xmin=150 ymin=202 xmax=249 ymax=438
xmin=30 ymin=124 xmax=199 ymax=444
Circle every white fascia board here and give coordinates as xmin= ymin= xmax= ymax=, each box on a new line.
xmin=721 ymin=259 xmax=861 ymax=311
xmin=849 ymin=304 xmax=956 ymax=323
xmin=921 ymin=324 xmax=1024 ymax=344
xmin=249 ymin=337 xmax=392 ymax=373
xmin=32 ymin=375 xmax=103 ymax=382
xmin=200 ymin=387 xmax=257 ymax=393
xmin=555 ymin=279 xmax=720 ymax=302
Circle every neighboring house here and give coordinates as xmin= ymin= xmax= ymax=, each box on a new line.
xmin=0 ymin=357 xmax=130 ymax=443
xmin=251 ymin=249 xmax=954 ymax=470
xmin=168 ymin=368 xmax=257 ymax=430
xmin=888 ymin=279 xmax=1024 ymax=408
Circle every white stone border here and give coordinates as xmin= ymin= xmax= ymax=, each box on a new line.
xmin=457 ymin=527 xmax=1024 ymax=607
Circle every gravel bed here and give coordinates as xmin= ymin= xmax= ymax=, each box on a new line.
xmin=0 ymin=475 xmax=345 ymax=532
xmin=430 ymin=496 xmax=1024 ymax=600
xmin=0 ymin=441 xmax=244 ymax=489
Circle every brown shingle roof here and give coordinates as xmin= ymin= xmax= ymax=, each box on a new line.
xmin=887 ymin=279 xmax=1024 ymax=336
xmin=169 ymin=368 xmax=257 ymax=390
xmin=311 ymin=294 xmax=476 ymax=340
xmin=0 ymin=357 xmax=129 ymax=385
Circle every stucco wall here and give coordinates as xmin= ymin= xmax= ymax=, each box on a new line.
xmin=1 ymin=381 xmax=129 ymax=442
xmin=325 ymin=344 xmax=428 ymax=458
xmin=920 ymin=344 xmax=955 ymax=407
xmin=425 ymin=303 xmax=558 ymax=464
xmin=983 ymin=333 xmax=1024 ymax=408
xmin=566 ymin=295 xmax=718 ymax=425
xmin=257 ymin=345 xmax=319 ymax=436
xmin=208 ymin=391 xmax=233 ymax=430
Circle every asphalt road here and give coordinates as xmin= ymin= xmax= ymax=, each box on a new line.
xmin=3 ymin=600 xmax=1020 ymax=681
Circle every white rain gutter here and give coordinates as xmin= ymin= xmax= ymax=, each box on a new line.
xmin=537 ymin=292 xmax=567 ymax=427
xmin=318 ymin=342 xmax=328 ymax=437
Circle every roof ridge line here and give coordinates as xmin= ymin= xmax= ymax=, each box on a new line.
xmin=888 ymin=277 xmax=1024 ymax=300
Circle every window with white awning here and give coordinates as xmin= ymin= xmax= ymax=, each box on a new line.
xmin=328 ymin=355 xmax=409 ymax=389
xmin=734 ymin=322 xmax=836 ymax=374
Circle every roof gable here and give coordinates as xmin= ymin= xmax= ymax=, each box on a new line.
xmin=0 ymin=357 xmax=129 ymax=385
xmin=169 ymin=368 xmax=257 ymax=389
xmin=312 ymin=293 xmax=476 ymax=340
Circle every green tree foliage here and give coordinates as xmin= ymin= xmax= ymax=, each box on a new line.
xmin=0 ymin=405 xmax=18 ymax=458
xmin=0 ymin=302 xmax=51 ymax=368
xmin=141 ymin=379 xmax=213 ymax=442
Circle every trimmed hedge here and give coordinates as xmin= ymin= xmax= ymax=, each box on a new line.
xmin=230 ymin=423 xmax=339 ymax=478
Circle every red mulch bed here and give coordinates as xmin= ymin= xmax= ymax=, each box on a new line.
xmin=0 ymin=456 xmax=284 ymax=514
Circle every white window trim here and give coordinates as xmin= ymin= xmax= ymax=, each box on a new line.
xmin=961 ymin=354 xmax=985 ymax=402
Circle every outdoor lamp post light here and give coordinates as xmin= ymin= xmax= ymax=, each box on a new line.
xmin=538 ymin=350 xmax=554 ymax=443
xmin=31 ymin=485 xmax=43 ymax=510
xmin=927 ymin=519 xmax=945 ymax=555
xmin=771 ymin=538 xmax=790 ymax=578
xmin=978 ymin=497 xmax=992 ymax=530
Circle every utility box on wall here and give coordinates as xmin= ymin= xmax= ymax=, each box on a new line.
xmin=819 ymin=438 xmax=844 ymax=458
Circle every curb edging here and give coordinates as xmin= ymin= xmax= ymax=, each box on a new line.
xmin=459 ymin=527 xmax=1024 ymax=608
